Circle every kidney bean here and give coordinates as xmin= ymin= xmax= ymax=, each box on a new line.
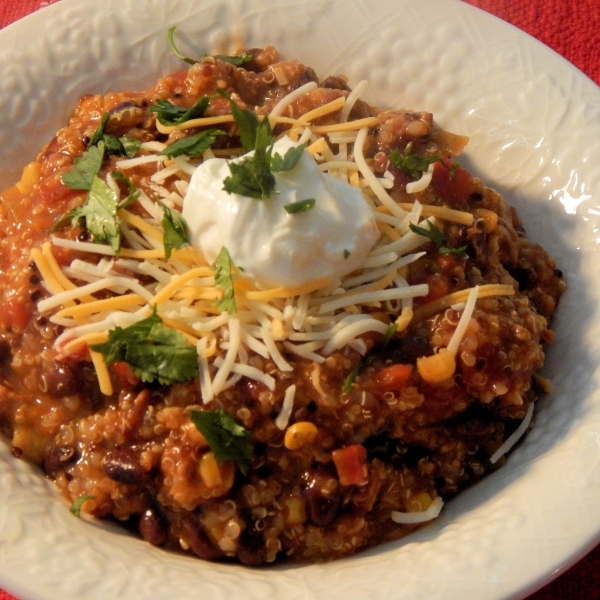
xmin=43 ymin=362 xmax=80 ymax=398
xmin=184 ymin=517 xmax=223 ymax=561
xmin=103 ymin=448 xmax=144 ymax=484
xmin=237 ymin=525 xmax=267 ymax=566
xmin=304 ymin=465 xmax=342 ymax=527
xmin=139 ymin=508 xmax=168 ymax=546
xmin=44 ymin=445 xmax=78 ymax=473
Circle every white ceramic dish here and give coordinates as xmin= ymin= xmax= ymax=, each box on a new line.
xmin=1 ymin=0 xmax=600 ymax=598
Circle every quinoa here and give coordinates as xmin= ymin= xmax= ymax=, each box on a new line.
xmin=0 ymin=46 xmax=566 ymax=564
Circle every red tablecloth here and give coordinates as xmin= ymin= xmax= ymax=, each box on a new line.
xmin=0 ymin=1 xmax=599 ymax=598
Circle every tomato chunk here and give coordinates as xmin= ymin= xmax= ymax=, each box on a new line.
xmin=112 ymin=361 xmax=141 ymax=388
xmin=431 ymin=158 xmax=478 ymax=208
xmin=332 ymin=444 xmax=368 ymax=486
xmin=0 ymin=298 xmax=30 ymax=331
xmin=373 ymin=363 xmax=412 ymax=393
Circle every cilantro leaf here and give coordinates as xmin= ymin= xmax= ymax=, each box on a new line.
xmin=409 ymin=220 xmax=446 ymax=247
xmin=117 ymin=135 xmax=142 ymax=158
xmin=213 ymin=247 xmax=236 ymax=314
xmin=217 ymin=89 xmax=260 ymax=152
xmin=149 ymin=97 xmax=210 ymax=126
xmin=167 ymin=26 xmax=253 ymax=67
xmin=222 ymin=118 xmax=275 ymax=199
xmin=88 ymin=113 xmax=110 ymax=148
xmin=158 ymin=128 xmax=226 ymax=159
xmin=271 ymin=143 xmax=305 ymax=172
xmin=343 ymin=323 xmax=399 ymax=393
xmin=409 ymin=219 xmax=467 ymax=256
xmin=283 ymin=198 xmax=316 ymax=214
xmin=69 ymin=493 xmax=96 ymax=517
xmin=190 ymin=409 xmax=253 ymax=475
xmin=159 ymin=201 xmax=189 ymax=258
xmin=69 ymin=175 xmax=121 ymax=253
xmin=389 ymin=142 xmax=440 ymax=180
xmin=62 ymin=141 xmax=105 ymax=190
xmin=90 ymin=307 xmax=198 ymax=386
xmin=88 ymin=113 xmax=141 ymax=158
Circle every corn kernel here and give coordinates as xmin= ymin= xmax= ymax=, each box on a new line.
xmin=199 ymin=451 xmax=222 ymax=489
xmin=284 ymin=421 xmax=318 ymax=450
xmin=283 ymin=496 xmax=306 ymax=525
xmin=15 ymin=161 xmax=41 ymax=195
xmin=417 ymin=348 xmax=456 ymax=384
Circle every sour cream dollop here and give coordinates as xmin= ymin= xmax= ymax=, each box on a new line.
xmin=182 ymin=136 xmax=379 ymax=289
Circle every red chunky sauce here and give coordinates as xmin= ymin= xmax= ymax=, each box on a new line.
xmin=0 ymin=46 xmax=565 ymax=564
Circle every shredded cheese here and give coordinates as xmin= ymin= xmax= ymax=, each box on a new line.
xmin=391 ymin=496 xmax=444 ymax=524
xmin=489 ymin=402 xmax=534 ymax=464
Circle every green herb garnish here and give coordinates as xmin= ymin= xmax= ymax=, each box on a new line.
xmin=283 ymin=198 xmax=316 ymax=214
xmin=88 ymin=112 xmax=142 ymax=158
xmin=149 ymin=96 xmax=210 ymax=126
xmin=159 ymin=201 xmax=189 ymax=258
xmin=167 ymin=26 xmax=253 ymax=67
xmin=389 ymin=141 xmax=440 ymax=180
xmin=217 ymin=89 xmax=260 ymax=152
xmin=69 ymin=493 xmax=96 ymax=517
xmin=409 ymin=219 xmax=467 ymax=256
xmin=219 ymin=90 xmax=306 ymax=199
xmin=90 ymin=307 xmax=198 ymax=386
xmin=158 ymin=128 xmax=226 ymax=159
xmin=190 ymin=409 xmax=253 ymax=475
xmin=343 ymin=323 xmax=399 ymax=393
xmin=271 ymin=143 xmax=305 ymax=172
xmin=212 ymin=247 xmax=237 ymax=314
xmin=68 ymin=175 xmax=121 ymax=253
xmin=62 ymin=141 xmax=105 ymax=190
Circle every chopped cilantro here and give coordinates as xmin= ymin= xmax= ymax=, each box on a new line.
xmin=271 ymin=143 xmax=305 ymax=172
xmin=88 ymin=112 xmax=142 ymax=158
xmin=343 ymin=323 xmax=398 ymax=393
xmin=409 ymin=219 xmax=467 ymax=256
xmin=218 ymin=89 xmax=260 ymax=152
xmin=167 ymin=26 xmax=253 ymax=67
xmin=190 ymin=409 xmax=253 ymax=475
xmin=111 ymin=171 xmax=141 ymax=209
xmin=149 ymin=96 xmax=210 ymax=126
xmin=343 ymin=249 xmax=351 ymax=259
xmin=69 ymin=493 xmax=96 ymax=517
xmin=389 ymin=142 xmax=440 ymax=180
xmin=158 ymin=128 xmax=226 ymax=158
xmin=90 ymin=307 xmax=199 ymax=386
xmin=62 ymin=141 xmax=105 ymax=190
xmin=223 ymin=118 xmax=276 ymax=199
xmin=69 ymin=175 xmax=121 ymax=253
xmin=284 ymin=198 xmax=316 ymax=214
xmin=159 ymin=201 xmax=189 ymax=258
xmin=212 ymin=247 xmax=237 ymax=314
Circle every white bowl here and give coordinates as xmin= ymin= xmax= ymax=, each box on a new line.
xmin=1 ymin=0 xmax=599 ymax=598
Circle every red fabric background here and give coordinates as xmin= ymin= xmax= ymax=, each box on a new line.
xmin=0 ymin=0 xmax=599 ymax=598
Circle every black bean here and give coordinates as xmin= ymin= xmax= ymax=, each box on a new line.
xmin=0 ymin=339 xmax=11 ymax=368
xmin=44 ymin=445 xmax=78 ymax=473
xmin=184 ymin=517 xmax=223 ymax=561
xmin=139 ymin=508 xmax=168 ymax=546
xmin=103 ymin=448 xmax=144 ymax=484
xmin=304 ymin=465 xmax=341 ymax=527
xmin=42 ymin=362 xmax=80 ymax=398
xmin=237 ymin=525 xmax=267 ymax=566
xmin=320 ymin=75 xmax=351 ymax=92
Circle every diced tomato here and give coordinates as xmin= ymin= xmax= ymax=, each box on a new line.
xmin=431 ymin=158 xmax=478 ymax=208
xmin=0 ymin=299 xmax=30 ymax=331
xmin=372 ymin=364 xmax=412 ymax=393
xmin=332 ymin=444 xmax=368 ymax=486
xmin=112 ymin=361 xmax=141 ymax=388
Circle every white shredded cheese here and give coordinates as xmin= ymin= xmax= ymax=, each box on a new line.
xmin=275 ymin=384 xmax=297 ymax=430
xmin=391 ymin=496 xmax=444 ymax=524
xmin=405 ymin=162 xmax=435 ymax=194
xmin=489 ymin=401 xmax=535 ymax=464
